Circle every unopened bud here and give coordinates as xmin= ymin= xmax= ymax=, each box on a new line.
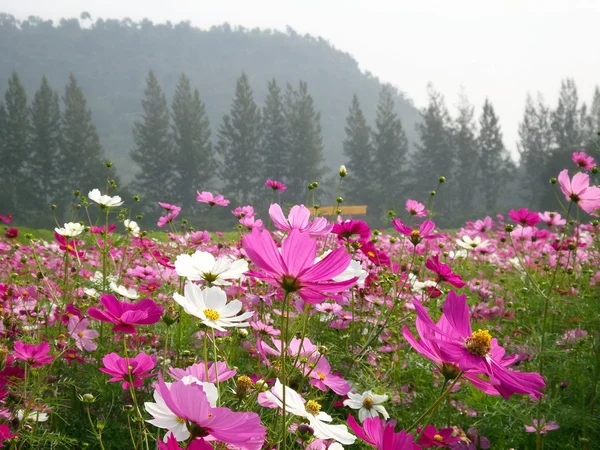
xmin=105 ymin=161 xmax=113 ymax=168
xmin=438 ymin=176 xmax=446 ymax=183
xmin=81 ymin=393 xmax=95 ymax=403
xmin=133 ymin=195 xmax=140 ymax=201
xmin=429 ymin=190 xmax=436 ymax=197
xmin=336 ymin=197 xmax=343 ymax=204
xmin=73 ymin=190 xmax=80 ymax=196
xmin=504 ymin=225 xmax=515 ymax=232
xmin=550 ymin=177 xmax=557 ymax=184
xmin=50 ymin=204 xmax=57 ymax=210
xmin=338 ymin=165 xmax=347 ymax=177
xmin=592 ymin=167 xmax=599 ymax=175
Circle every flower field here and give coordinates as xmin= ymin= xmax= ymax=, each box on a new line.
xmin=0 ymin=159 xmax=599 ymax=450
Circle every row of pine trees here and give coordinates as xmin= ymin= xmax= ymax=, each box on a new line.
xmin=1 ymin=71 xmax=598 ymax=228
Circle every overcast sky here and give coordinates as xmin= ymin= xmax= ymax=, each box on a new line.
xmin=1 ymin=0 xmax=599 ymax=158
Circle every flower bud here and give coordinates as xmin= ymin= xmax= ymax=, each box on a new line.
xmin=50 ymin=204 xmax=57 ymax=210
xmin=550 ymin=177 xmax=557 ymax=184
xmin=339 ymin=165 xmax=347 ymax=177
xmin=81 ymin=393 xmax=96 ymax=403
xmin=438 ymin=176 xmax=446 ymax=183
xmin=504 ymin=224 xmax=515 ymax=232
xmin=429 ymin=190 xmax=436 ymax=197
xmin=591 ymin=166 xmax=599 ymax=174
xmin=105 ymin=161 xmax=113 ymax=168
xmin=133 ymin=195 xmax=140 ymax=201
xmin=336 ymin=197 xmax=343 ymax=204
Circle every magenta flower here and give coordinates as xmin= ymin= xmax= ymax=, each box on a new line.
xmin=409 ymin=291 xmax=545 ymax=399
xmin=13 ymin=341 xmax=54 ymax=368
xmin=196 ymin=191 xmax=230 ymax=207
xmin=508 ymin=208 xmax=540 ymax=227
xmin=332 ymin=220 xmax=371 ymax=241
xmin=0 ymin=214 xmax=12 ymax=224
xmin=269 ymin=203 xmax=333 ymax=237
xmin=99 ymin=352 xmax=156 ymax=389
xmin=265 ymin=179 xmax=287 ymax=191
xmin=5 ymin=228 xmax=18 ymax=239
xmin=572 ymin=151 xmax=596 ymax=171
xmin=88 ymin=294 xmax=163 ymax=334
xmin=68 ymin=317 xmax=99 ymax=352
xmin=306 ymin=357 xmax=351 ymax=395
xmin=558 ymin=169 xmax=600 ymax=215
xmin=417 ymin=425 xmax=460 ymax=447
xmin=392 ymin=219 xmax=441 ymax=245
xmin=159 ymin=435 xmax=212 ymax=450
xmin=524 ymin=419 xmax=559 ymax=434
xmin=169 ymin=361 xmax=237 ymax=383
xmin=347 ymin=415 xmax=420 ymax=450
xmin=152 ymin=375 xmax=266 ymax=449
xmin=425 ymin=255 xmax=466 ymax=289
xmin=405 ymin=200 xmax=428 ymax=217
xmin=243 ymin=228 xmax=357 ymax=303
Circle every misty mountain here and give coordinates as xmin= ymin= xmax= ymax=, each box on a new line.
xmin=0 ymin=13 xmax=421 ymax=182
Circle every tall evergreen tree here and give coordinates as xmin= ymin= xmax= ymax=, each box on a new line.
xmin=342 ymin=94 xmax=373 ymax=205
xmin=0 ymin=102 xmax=8 ymax=214
xmin=477 ymin=99 xmax=511 ymax=212
xmin=453 ymin=92 xmax=479 ymax=216
xmin=218 ymin=73 xmax=262 ymax=204
xmin=589 ymin=86 xmax=600 ymax=134
xmin=30 ymin=76 xmax=62 ymax=211
xmin=261 ymin=79 xmax=287 ymax=184
xmin=130 ymin=71 xmax=175 ymax=209
xmin=372 ymin=85 xmax=409 ymax=219
xmin=284 ymin=81 xmax=327 ymax=203
xmin=412 ymin=86 xmax=455 ymax=219
xmin=171 ymin=73 xmax=214 ymax=211
xmin=0 ymin=72 xmax=31 ymax=215
xmin=61 ymin=74 xmax=115 ymax=199
xmin=517 ymin=94 xmax=552 ymax=209
xmin=550 ymin=79 xmax=584 ymax=156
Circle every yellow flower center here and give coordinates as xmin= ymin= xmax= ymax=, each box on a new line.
xmin=203 ymin=309 xmax=220 ymax=320
xmin=411 ymin=230 xmax=420 ymax=237
xmin=77 ymin=331 xmax=84 ymax=338
xmin=367 ymin=251 xmax=375 ymax=258
xmin=362 ymin=397 xmax=374 ymax=409
xmin=176 ymin=416 xmax=185 ymax=423
xmin=202 ymin=272 xmax=218 ymax=284
xmin=317 ymin=371 xmax=326 ymax=380
xmin=305 ymin=400 xmax=322 ymax=416
xmin=434 ymin=434 xmax=443 ymax=442
xmin=465 ymin=329 xmax=492 ymax=357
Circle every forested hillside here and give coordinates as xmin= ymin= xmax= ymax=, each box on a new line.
xmin=0 ymin=13 xmax=420 ymax=181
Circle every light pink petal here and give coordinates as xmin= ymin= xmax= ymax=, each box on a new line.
xmin=268 ymin=204 xmax=292 ymax=232
xmin=287 ymin=205 xmax=310 ymax=230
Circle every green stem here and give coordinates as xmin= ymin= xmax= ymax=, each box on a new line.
xmin=279 ymin=291 xmax=291 ymax=450
xmin=212 ymin=328 xmax=221 ymax=405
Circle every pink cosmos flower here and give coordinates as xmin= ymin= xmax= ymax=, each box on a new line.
xmin=305 ymin=357 xmax=350 ymax=395
xmin=425 ymin=256 xmax=466 ymax=289
xmin=168 ymin=361 xmax=237 ymax=383
xmin=265 ymin=179 xmax=287 ymax=191
xmin=269 ymin=204 xmax=333 ymax=237
xmin=157 ymin=202 xmax=182 ymax=227
xmin=332 ymin=220 xmax=371 ymax=241
xmin=0 ymin=214 xmax=12 ymax=224
xmin=538 ymin=212 xmax=566 ymax=228
xmin=0 ymin=423 xmax=17 ymax=447
xmin=409 ymin=291 xmax=545 ymax=399
xmin=4 ymin=228 xmax=18 ymax=239
xmin=243 ymin=228 xmax=357 ymax=303
xmin=240 ymin=215 xmax=264 ymax=231
xmin=13 ymin=341 xmax=54 ymax=368
xmin=508 ymin=208 xmax=540 ymax=227
xmin=158 ymin=202 xmax=181 ymax=212
xmin=232 ymin=205 xmax=255 ymax=218
xmin=54 ymin=233 xmax=85 ymax=257
xmin=250 ymin=320 xmax=281 ymax=336
xmin=359 ymin=240 xmax=390 ymax=267
xmin=558 ymin=169 xmax=600 ymax=215
xmin=196 ymin=191 xmax=230 ymax=207
xmin=159 ymin=435 xmax=212 ymax=450
xmin=392 ymin=219 xmax=441 ymax=246
xmin=152 ymin=375 xmax=266 ymax=449
xmin=88 ymin=294 xmax=163 ymax=334
xmin=524 ymin=419 xmax=559 ymax=434
xmin=347 ymin=415 xmax=420 ymax=450
xmin=68 ymin=317 xmax=99 ymax=352
xmin=99 ymin=352 xmax=156 ymax=390
xmin=417 ymin=425 xmax=460 ymax=447
xmin=405 ymin=200 xmax=428 ymax=217
xmin=572 ymin=151 xmax=596 ymax=171
xmin=472 ymin=216 xmax=494 ymax=233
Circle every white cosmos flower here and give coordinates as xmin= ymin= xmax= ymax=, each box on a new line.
xmin=343 ymin=390 xmax=389 ymax=423
xmin=316 ymin=251 xmax=367 ymax=287
xmin=407 ymin=273 xmax=438 ymax=294
xmin=455 ymin=235 xmax=490 ymax=250
xmin=17 ymin=409 xmax=49 ymax=422
xmin=84 ymin=288 xmax=99 ymax=298
xmin=265 ymin=380 xmax=356 ymax=445
xmin=124 ymin=219 xmax=140 ymax=237
xmin=88 ymin=189 xmax=124 ymax=207
xmin=110 ymin=282 xmax=139 ymax=299
xmin=54 ymin=222 xmax=85 ymax=237
xmin=174 ymin=251 xmax=248 ymax=286
xmin=173 ymin=283 xmax=253 ymax=331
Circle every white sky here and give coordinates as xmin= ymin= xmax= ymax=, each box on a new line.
xmin=2 ymin=0 xmax=599 ymax=158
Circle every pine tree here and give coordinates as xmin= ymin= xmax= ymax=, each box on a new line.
xmin=0 ymin=102 xmax=8 ymax=214
xmin=453 ymin=92 xmax=479 ymax=216
xmin=261 ymin=79 xmax=287 ymax=183
xmin=30 ymin=76 xmax=62 ymax=211
xmin=589 ymin=86 xmax=600 ymax=134
xmin=372 ymin=85 xmax=409 ymax=219
xmin=171 ymin=73 xmax=214 ymax=211
xmin=517 ymin=94 xmax=552 ymax=209
xmin=284 ymin=81 xmax=327 ymax=203
xmin=130 ymin=71 xmax=175 ymax=209
xmin=551 ymin=79 xmax=584 ymax=156
xmin=217 ymin=73 xmax=262 ymax=204
xmin=342 ymin=94 xmax=373 ymax=205
xmin=477 ymin=99 xmax=511 ymax=212
xmin=412 ymin=86 xmax=455 ymax=219
xmin=61 ymin=74 xmax=116 ymax=199
xmin=1 ymin=72 xmax=31 ymax=215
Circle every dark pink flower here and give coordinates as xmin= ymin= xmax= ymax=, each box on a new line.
xmin=359 ymin=240 xmax=390 ymax=267
xmin=508 ymin=208 xmax=540 ymax=227
xmin=572 ymin=151 xmax=596 ymax=171
xmin=265 ymin=179 xmax=287 ymax=191
xmin=406 ymin=200 xmax=428 ymax=217
xmin=417 ymin=425 xmax=460 ymax=447
xmin=243 ymin=228 xmax=357 ymax=304
xmin=392 ymin=220 xmax=441 ymax=245
xmin=13 ymin=341 xmax=54 ymax=368
xmin=558 ymin=169 xmax=600 ymax=215
xmin=99 ymin=352 xmax=156 ymax=390
xmin=425 ymin=255 xmax=466 ymax=289
xmin=0 ymin=424 xmax=16 ymax=447
xmin=158 ymin=435 xmax=212 ymax=450
xmin=4 ymin=228 xmax=18 ymax=239
xmin=306 ymin=357 xmax=350 ymax=395
xmin=196 ymin=191 xmax=230 ymax=207
xmin=332 ymin=220 xmax=371 ymax=241
xmin=0 ymin=214 xmax=12 ymax=224
xmin=88 ymin=294 xmax=163 ymax=334
xmin=269 ymin=203 xmax=332 ymax=237
xmin=347 ymin=415 xmax=420 ymax=449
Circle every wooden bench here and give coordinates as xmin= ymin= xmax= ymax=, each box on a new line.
xmin=310 ymin=205 xmax=368 ymax=216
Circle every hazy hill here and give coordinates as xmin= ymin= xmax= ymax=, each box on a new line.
xmin=0 ymin=13 xmax=421 ymax=182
